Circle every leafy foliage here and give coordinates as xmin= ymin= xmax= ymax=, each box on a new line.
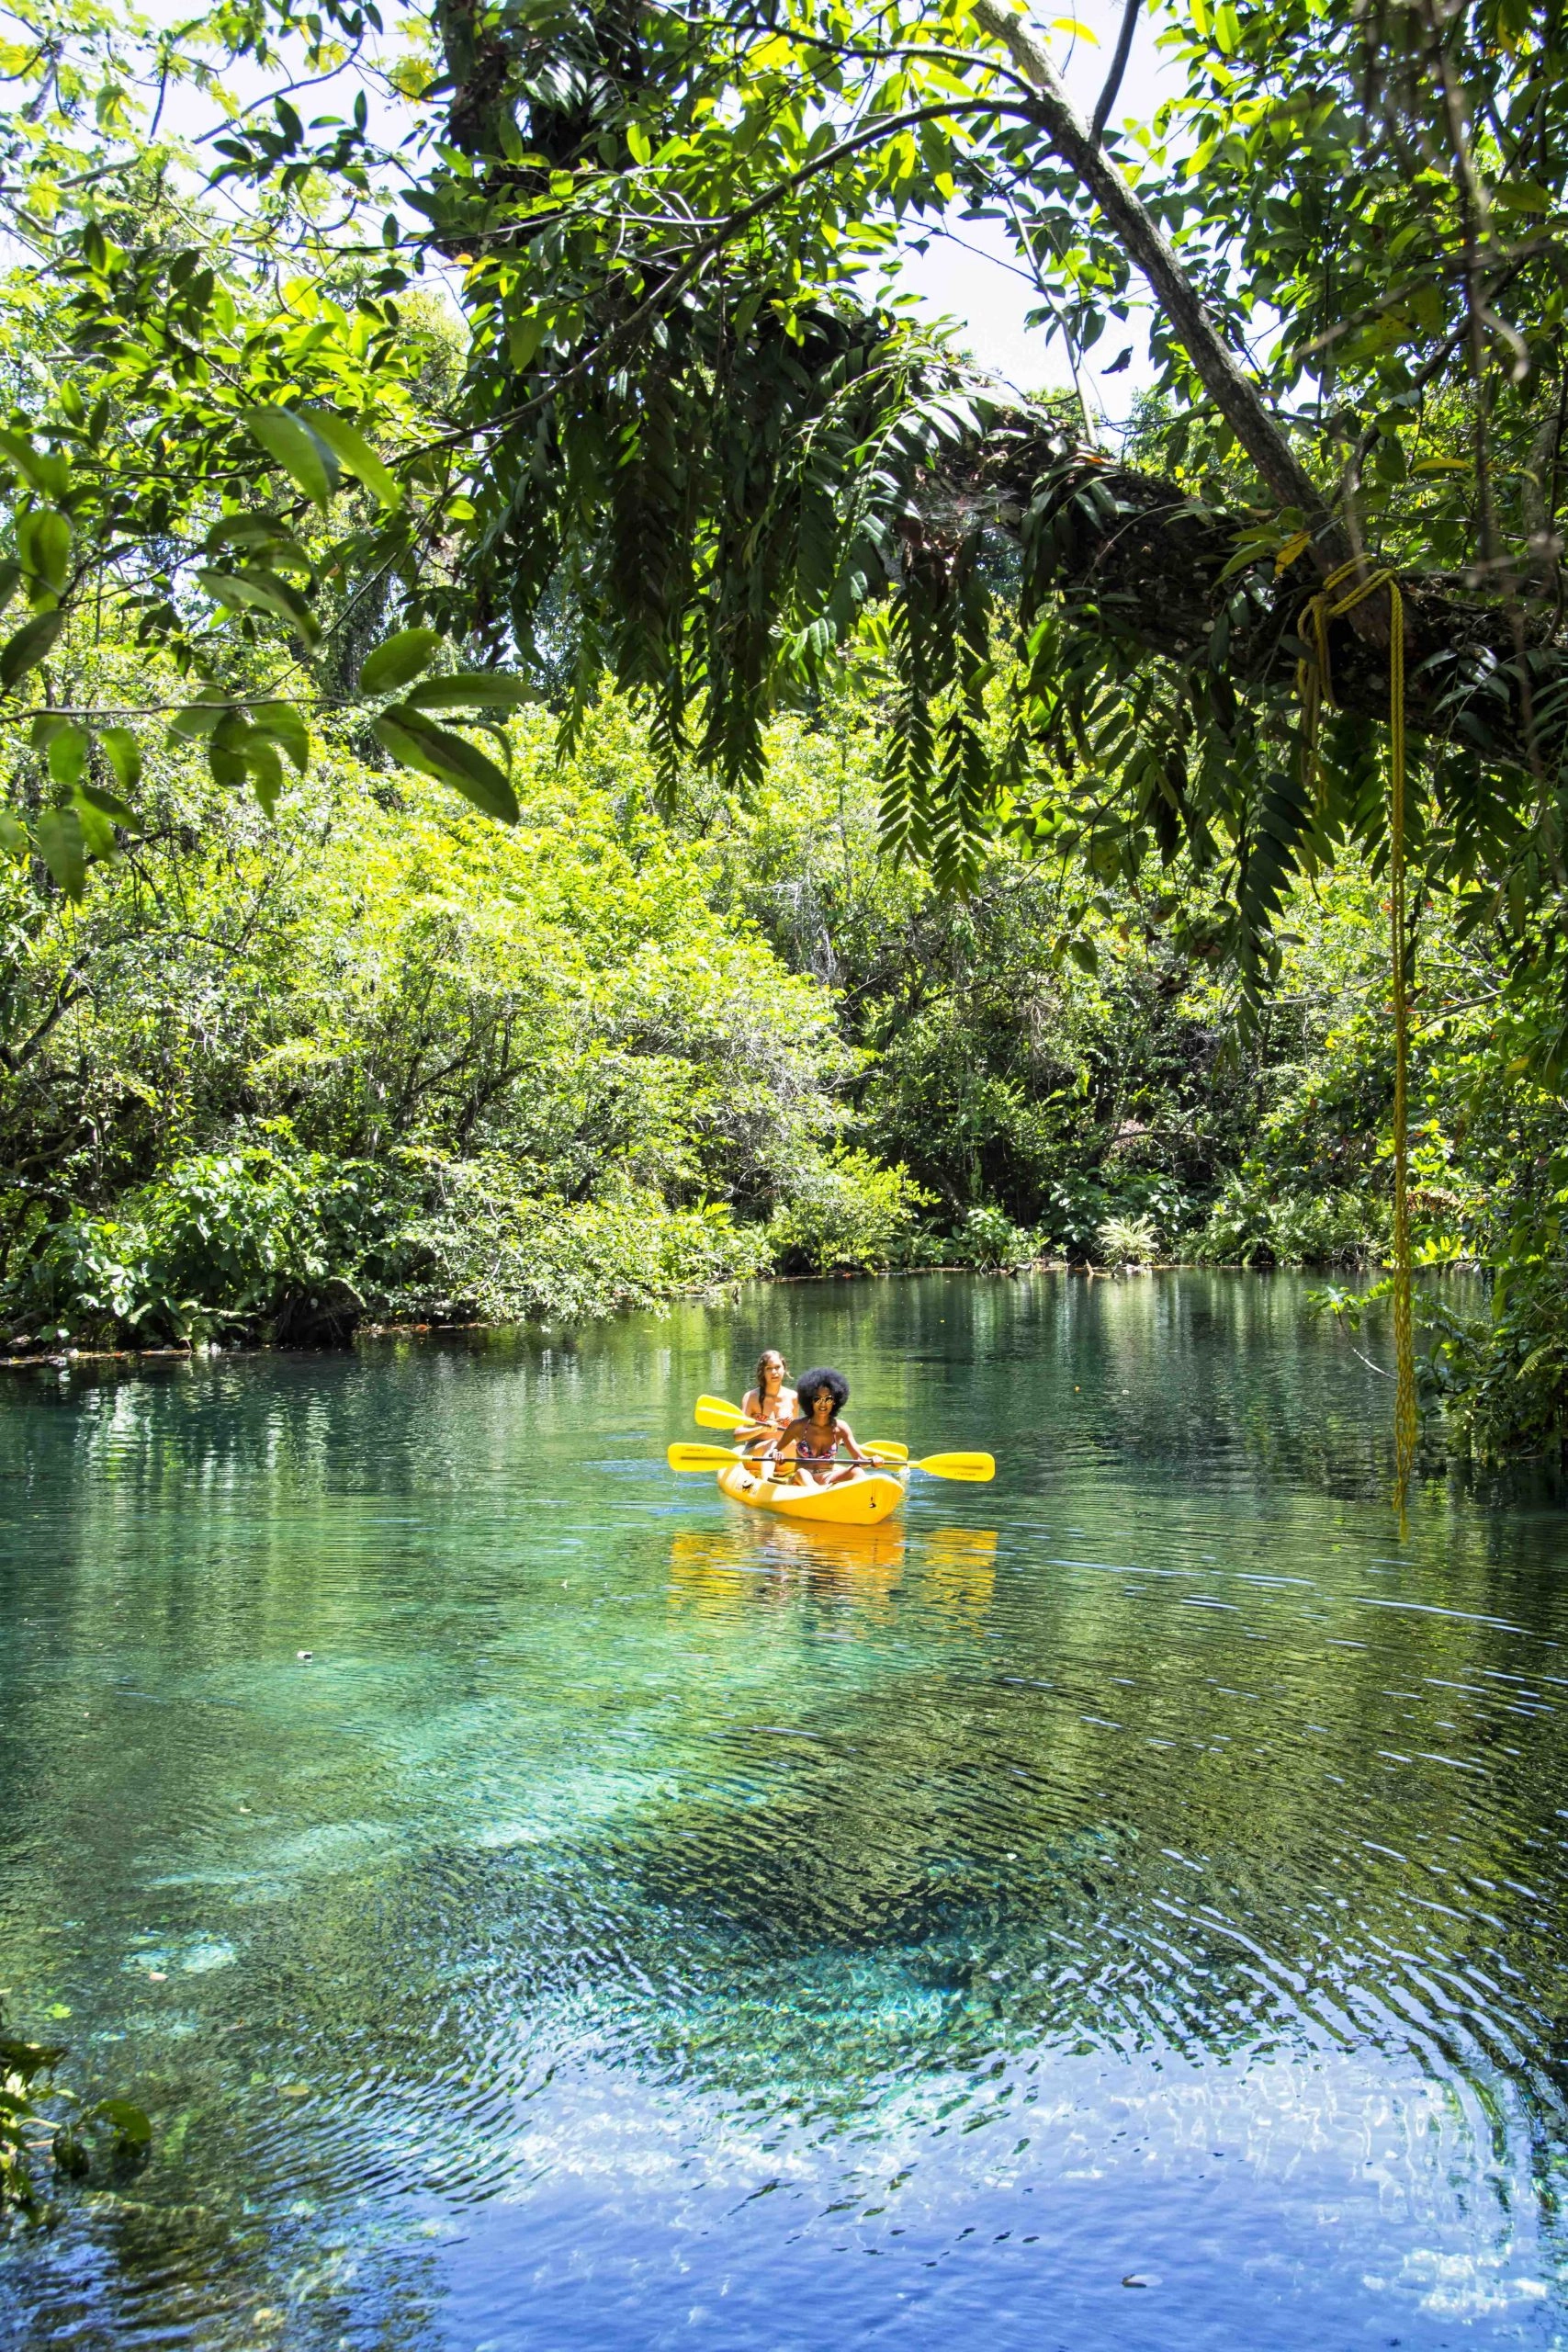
xmin=1 ymin=2000 xmax=149 ymax=2225
xmin=0 ymin=691 xmax=876 ymax=1341
xmin=0 ymin=0 xmax=1563 ymax=957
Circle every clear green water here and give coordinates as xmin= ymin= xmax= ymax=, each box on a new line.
xmin=3 ymin=1272 xmax=1568 ymax=2349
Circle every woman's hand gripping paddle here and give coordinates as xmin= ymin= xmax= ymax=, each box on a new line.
xmin=693 ymin=1395 xmax=910 ymax=1463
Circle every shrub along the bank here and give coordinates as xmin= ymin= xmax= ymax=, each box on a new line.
xmin=0 ymin=698 xmax=867 ymax=1344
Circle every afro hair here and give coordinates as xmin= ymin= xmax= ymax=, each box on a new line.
xmin=794 ymin=1365 xmax=849 ymax=1416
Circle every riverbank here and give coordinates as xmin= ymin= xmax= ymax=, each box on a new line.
xmin=0 ymin=1252 xmax=1344 ymax=1372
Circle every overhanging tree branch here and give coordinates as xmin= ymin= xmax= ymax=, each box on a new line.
xmin=973 ymin=1 xmax=1358 ymax=583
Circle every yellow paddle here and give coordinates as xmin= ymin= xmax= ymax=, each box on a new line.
xmin=668 ymin=1442 xmax=994 ymax=1482
xmin=693 ymin=1395 xmax=911 ymax=1463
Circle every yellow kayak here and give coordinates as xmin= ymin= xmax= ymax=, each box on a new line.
xmin=716 ymin=1454 xmax=908 ymax=1526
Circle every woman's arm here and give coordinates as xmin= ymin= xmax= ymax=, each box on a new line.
xmin=773 ymin=1417 xmax=806 ymax=1476
xmin=837 ymin=1420 xmax=871 ymax=1464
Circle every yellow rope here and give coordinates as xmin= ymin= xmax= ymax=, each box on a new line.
xmin=1297 ymin=560 xmax=1417 ymax=1531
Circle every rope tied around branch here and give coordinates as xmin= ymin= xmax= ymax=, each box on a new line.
xmin=1297 ymin=559 xmax=1417 ymax=1532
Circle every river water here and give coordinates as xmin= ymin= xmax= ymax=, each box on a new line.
xmin=2 ymin=1271 xmax=1567 ymax=2349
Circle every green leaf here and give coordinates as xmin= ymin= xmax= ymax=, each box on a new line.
xmin=72 ymin=785 xmax=117 ymax=861
xmin=196 ymin=569 xmax=320 ymax=649
xmin=93 ymin=2099 xmax=151 ymax=2147
xmin=250 ymin=699 xmax=310 ymax=774
xmin=0 ymin=808 xmax=25 ymax=855
xmin=98 ymin=727 xmax=142 ymax=795
xmin=168 ymin=704 xmax=228 ymax=740
xmin=47 ymin=722 xmax=88 ymax=790
xmin=0 ymin=607 xmax=65 ymax=689
xmin=205 ymin=514 xmax=313 ymax=572
xmin=0 ymin=428 xmax=69 ymax=500
xmin=0 ymin=559 xmax=20 ymax=614
xmin=373 ymin=707 xmax=520 ymax=823
xmin=79 ymin=777 xmax=139 ymax=827
xmin=626 ymin=119 xmax=651 ymax=164
xmin=242 ymin=408 xmax=340 ymax=507
xmin=303 ymin=411 xmax=401 ymax=510
xmin=360 ymin=628 xmax=441 ymax=695
xmin=406 ymin=673 xmax=539 ymax=711
xmin=17 ymin=508 xmax=72 ymax=595
xmin=245 ymin=732 xmax=284 ymax=814
xmin=207 ymin=712 xmax=252 ymax=791
xmin=506 ymin=310 xmax=547 ymax=371
xmin=35 ymin=806 xmax=85 ymax=899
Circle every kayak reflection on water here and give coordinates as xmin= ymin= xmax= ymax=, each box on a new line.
xmin=668 ymin=1524 xmax=1000 ymax=1619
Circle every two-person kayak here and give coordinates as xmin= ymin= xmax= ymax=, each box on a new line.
xmin=715 ymin=1450 xmax=909 ymax=1526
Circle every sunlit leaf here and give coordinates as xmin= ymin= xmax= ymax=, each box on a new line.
xmin=304 ymin=411 xmax=401 ymax=509
xmin=245 ymin=732 xmax=284 ymax=813
xmin=250 ymin=700 xmax=310 ymax=774
xmin=35 ymin=805 xmax=85 ymax=899
xmin=405 ymin=673 xmax=538 ymax=711
xmin=360 ymin=628 xmax=441 ymax=695
xmin=242 ymin=408 xmax=339 ymax=507
xmin=0 ymin=428 xmax=69 ymax=500
xmin=197 ymin=569 xmax=320 ymax=649
xmin=373 ymin=706 xmax=520 ymax=822
xmin=98 ymin=727 xmax=142 ymax=796
xmin=167 ymin=703 xmax=227 ymax=740
xmin=72 ymin=785 xmax=117 ymax=860
xmin=47 ymin=722 xmax=88 ymax=789
xmin=79 ymin=776 xmax=139 ymax=827
xmin=0 ymin=607 xmax=65 ymax=689
xmin=92 ymin=2099 xmax=151 ymax=2147
xmin=17 ymin=508 xmax=72 ymax=595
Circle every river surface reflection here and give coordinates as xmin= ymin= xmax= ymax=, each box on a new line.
xmin=2 ymin=1271 xmax=1567 ymax=2347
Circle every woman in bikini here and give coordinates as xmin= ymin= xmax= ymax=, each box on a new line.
xmin=740 ymin=1349 xmax=796 ymax=1453
xmin=772 ymin=1366 xmax=872 ymax=1488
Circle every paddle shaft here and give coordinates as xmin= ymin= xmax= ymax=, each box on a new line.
xmin=670 ymin=1441 xmax=990 ymax=1480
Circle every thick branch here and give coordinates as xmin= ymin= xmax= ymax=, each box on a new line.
xmin=974 ymin=1 xmax=1353 ymax=581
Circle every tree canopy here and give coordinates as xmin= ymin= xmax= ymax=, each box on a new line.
xmin=0 ymin=0 xmax=1562 ymax=922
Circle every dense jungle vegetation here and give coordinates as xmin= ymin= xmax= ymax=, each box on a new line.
xmin=0 ymin=0 xmax=1567 ymax=1481
xmin=1 ymin=631 xmax=1551 ymax=1465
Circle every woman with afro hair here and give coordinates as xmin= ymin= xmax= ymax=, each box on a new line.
xmin=773 ymin=1366 xmax=873 ymax=1487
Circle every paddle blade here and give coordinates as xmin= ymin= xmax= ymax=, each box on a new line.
xmin=912 ymin=1452 xmax=996 ymax=1481
xmin=667 ymin=1442 xmax=739 ymax=1472
xmin=694 ymin=1394 xmax=748 ymax=1430
xmin=862 ymin=1441 xmax=909 ymax=1464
